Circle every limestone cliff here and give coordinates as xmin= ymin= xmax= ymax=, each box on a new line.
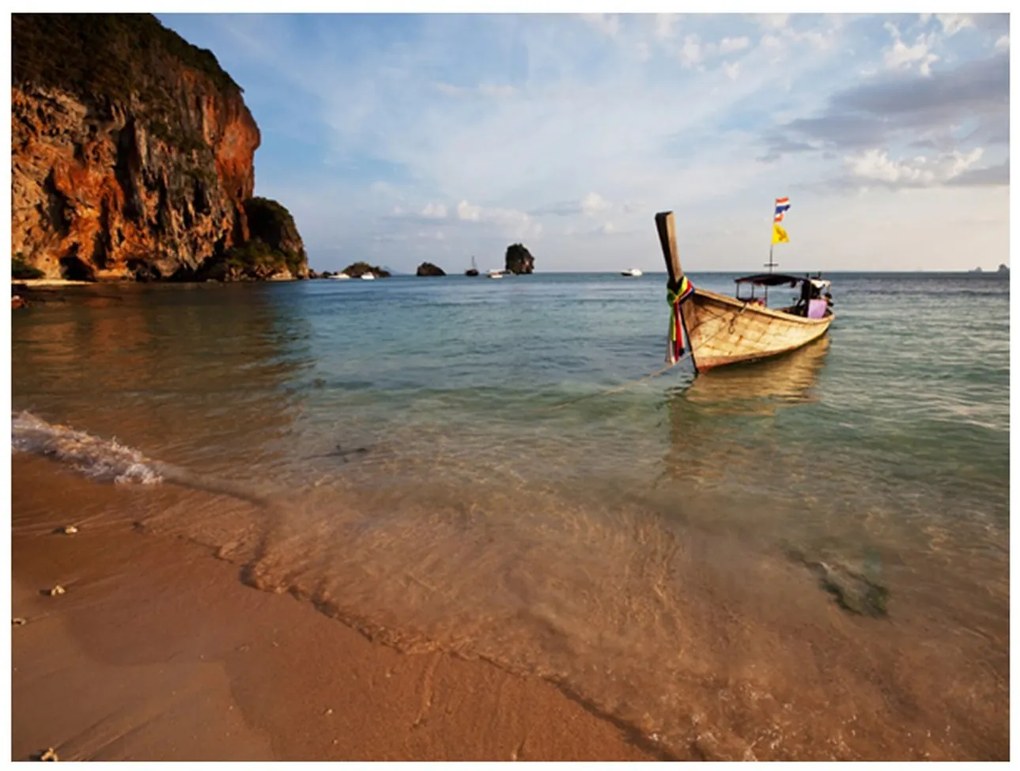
xmin=11 ymin=14 xmax=308 ymax=281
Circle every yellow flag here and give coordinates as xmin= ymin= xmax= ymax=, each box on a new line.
xmin=772 ymin=223 xmax=789 ymax=244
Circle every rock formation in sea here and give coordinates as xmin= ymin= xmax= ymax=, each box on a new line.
xmin=416 ymin=262 xmax=446 ymax=276
xmin=505 ymin=243 xmax=535 ymax=274
xmin=11 ymin=14 xmax=308 ymax=281
xmin=341 ymin=262 xmax=391 ymax=278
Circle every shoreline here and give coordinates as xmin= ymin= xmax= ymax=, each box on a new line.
xmin=12 ymin=278 xmax=93 ymax=288
xmin=11 ymin=520 xmax=658 ymax=761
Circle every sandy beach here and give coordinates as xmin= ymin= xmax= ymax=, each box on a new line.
xmin=11 ymin=494 xmax=658 ymax=761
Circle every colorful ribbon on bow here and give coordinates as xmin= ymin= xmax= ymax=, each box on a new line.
xmin=666 ymin=275 xmax=695 ymax=364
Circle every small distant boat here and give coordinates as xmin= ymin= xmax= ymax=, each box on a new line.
xmin=466 ymin=256 xmax=479 ymax=277
xmin=487 ymin=269 xmax=504 ymax=279
xmin=360 ymin=272 xmax=376 ymax=280
xmin=331 ymin=272 xmax=351 ymax=280
xmin=655 ymin=210 xmax=833 ymax=372
xmin=621 ymin=268 xmax=643 ymax=277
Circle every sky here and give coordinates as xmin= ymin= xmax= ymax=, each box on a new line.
xmin=154 ymin=11 xmax=1011 ymax=274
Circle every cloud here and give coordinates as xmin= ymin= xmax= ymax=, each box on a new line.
xmin=456 ymin=199 xmax=541 ymax=238
xmin=761 ymin=52 xmax=1008 ymax=171
xmin=936 ymin=14 xmax=974 ymax=37
xmin=947 ymin=160 xmax=1009 ymax=186
xmin=839 ymin=53 xmax=1007 ymax=127
xmin=719 ymin=36 xmax=751 ymax=54
xmin=581 ymin=192 xmax=610 ymax=217
xmin=421 ymin=202 xmax=447 ymax=218
xmin=434 ymin=81 xmax=517 ymax=99
xmin=882 ymin=23 xmax=939 ymax=76
xmin=456 ymin=200 xmax=481 ymax=221
xmin=678 ymin=34 xmax=704 ymax=68
xmin=843 ymin=147 xmax=984 ymax=187
xmin=755 ymin=14 xmax=790 ymax=31
xmin=581 ymin=13 xmax=620 ymax=39
xmin=654 ymin=14 xmax=677 ymax=40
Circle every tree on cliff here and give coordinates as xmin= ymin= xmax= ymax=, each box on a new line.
xmin=505 ymin=243 xmax=535 ymax=274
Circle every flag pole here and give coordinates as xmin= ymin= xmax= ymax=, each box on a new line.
xmin=764 ymin=202 xmax=779 ymax=304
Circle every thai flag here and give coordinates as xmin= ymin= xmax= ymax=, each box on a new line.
xmin=774 ymin=197 xmax=791 ymax=222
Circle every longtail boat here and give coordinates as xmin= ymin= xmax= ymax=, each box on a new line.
xmin=655 ymin=211 xmax=834 ymax=373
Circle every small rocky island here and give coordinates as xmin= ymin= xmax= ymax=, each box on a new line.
xmin=416 ymin=262 xmax=445 ymax=276
xmin=341 ymin=262 xmax=390 ymax=278
xmin=505 ymin=243 xmax=535 ymax=274
xmin=11 ymin=14 xmax=308 ymax=282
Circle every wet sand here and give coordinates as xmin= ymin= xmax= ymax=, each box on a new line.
xmin=11 ymin=522 xmax=658 ymax=761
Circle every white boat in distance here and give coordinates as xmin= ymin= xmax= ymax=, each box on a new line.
xmin=487 ymin=269 xmax=504 ymax=279
xmin=360 ymin=272 xmax=376 ymax=280
xmin=621 ymin=268 xmax=643 ymax=277
xmin=330 ymin=272 xmax=351 ymax=280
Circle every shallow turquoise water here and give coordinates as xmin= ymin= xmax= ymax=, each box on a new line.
xmin=10 ymin=271 xmax=1010 ymax=759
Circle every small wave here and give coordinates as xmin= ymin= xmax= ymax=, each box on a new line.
xmin=11 ymin=411 xmax=273 ymax=506
xmin=12 ymin=410 xmax=163 ymax=485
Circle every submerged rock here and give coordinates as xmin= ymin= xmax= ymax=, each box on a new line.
xmin=785 ymin=548 xmax=889 ymax=617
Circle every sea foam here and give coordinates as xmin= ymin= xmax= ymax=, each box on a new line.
xmin=11 ymin=410 xmax=163 ymax=485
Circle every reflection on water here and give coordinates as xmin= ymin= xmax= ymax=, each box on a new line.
xmin=12 ymin=284 xmax=313 ymax=480
xmin=683 ymin=336 xmax=830 ymax=414
xmin=657 ymin=337 xmax=829 ymax=497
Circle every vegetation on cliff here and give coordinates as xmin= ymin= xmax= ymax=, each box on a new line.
xmin=201 ymin=197 xmax=308 ymax=280
xmin=12 ymin=257 xmax=45 ymax=280
xmin=13 ymin=14 xmax=241 ymax=102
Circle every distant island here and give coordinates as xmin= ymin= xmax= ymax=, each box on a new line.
xmin=417 ymin=262 xmax=446 ymax=276
xmin=969 ymin=264 xmax=1009 ymax=275
xmin=505 ymin=243 xmax=535 ymax=274
xmin=340 ymin=261 xmax=391 ymax=278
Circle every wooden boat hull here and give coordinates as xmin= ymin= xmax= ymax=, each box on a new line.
xmin=682 ymin=287 xmax=833 ymax=371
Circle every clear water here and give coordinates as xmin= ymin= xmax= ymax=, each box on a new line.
xmin=10 ymin=271 xmax=1009 ymax=760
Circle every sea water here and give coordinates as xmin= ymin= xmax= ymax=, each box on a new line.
xmin=10 ymin=271 xmax=1009 ymax=759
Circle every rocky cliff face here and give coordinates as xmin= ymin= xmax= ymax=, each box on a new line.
xmin=11 ymin=14 xmax=307 ymax=281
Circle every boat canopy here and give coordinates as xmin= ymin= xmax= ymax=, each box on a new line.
xmin=734 ymin=273 xmax=831 ymax=290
